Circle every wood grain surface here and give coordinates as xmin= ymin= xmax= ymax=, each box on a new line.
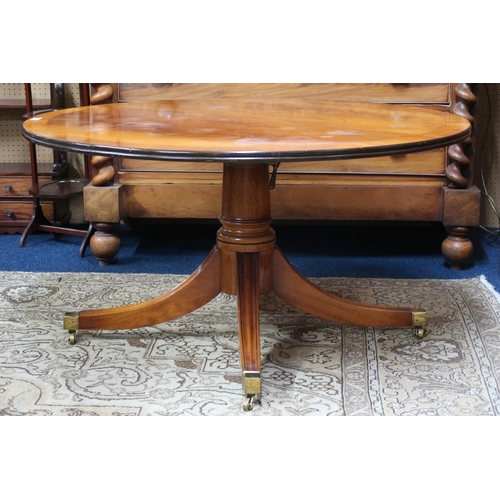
xmin=23 ymin=99 xmax=470 ymax=163
xmin=117 ymin=83 xmax=450 ymax=103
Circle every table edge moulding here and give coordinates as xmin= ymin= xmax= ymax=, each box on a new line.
xmin=22 ymin=89 xmax=473 ymax=411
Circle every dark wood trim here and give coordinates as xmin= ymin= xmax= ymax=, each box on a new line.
xmin=22 ymin=129 xmax=471 ymax=164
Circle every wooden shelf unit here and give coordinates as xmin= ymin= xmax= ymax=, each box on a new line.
xmin=0 ymin=83 xmax=66 ymax=233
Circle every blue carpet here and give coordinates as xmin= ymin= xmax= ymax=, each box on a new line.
xmin=1 ymin=222 xmax=499 ymax=292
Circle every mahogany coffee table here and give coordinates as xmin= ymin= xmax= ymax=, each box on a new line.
xmin=23 ymin=98 xmax=471 ymax=410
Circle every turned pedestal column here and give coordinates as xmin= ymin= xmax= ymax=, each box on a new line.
xmin=216 ymin=163 xmax=276 ymax=409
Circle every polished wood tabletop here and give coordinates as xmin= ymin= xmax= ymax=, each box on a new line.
xmin=23 ymin=99 xmax=471 ymax=162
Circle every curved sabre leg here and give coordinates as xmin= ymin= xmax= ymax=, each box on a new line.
xmin=64 ymin=246 xmax=221 ymax=342
xmin=272 ymin=248 xmax=426 ymax=332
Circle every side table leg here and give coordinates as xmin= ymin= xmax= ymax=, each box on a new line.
xmin=237 ymin=253 xmax=262 ymax=411
xmin=19 ymin=202 xmax=51 ymax=247
xmin=79 ymin=222 xmax=96 ymax=258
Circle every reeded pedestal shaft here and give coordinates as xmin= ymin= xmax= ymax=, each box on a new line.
xmin=217 ymin=163 xmax=276 ymax=397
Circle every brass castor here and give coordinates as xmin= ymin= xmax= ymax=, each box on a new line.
xmin=64 ymin=313 xmax=79 ymax=346
xmin=243 ymin=394 xmax=260 ymax=412
xmin=412 ymin=311 xmax=427 ymax=340
xmin=242 ymin=371 xmax=261 ymax=411
xmin=414 ymin=326 xmax=427 ymax=339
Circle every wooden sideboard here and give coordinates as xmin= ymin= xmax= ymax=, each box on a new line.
xmin=84 ymin=83 xmax=479 ymax=268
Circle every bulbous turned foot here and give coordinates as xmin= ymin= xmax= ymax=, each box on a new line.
xmin=89 ymin=222 xmax=120 ymax=265
xmin=442 ymin=226 xmax=473 ymax=270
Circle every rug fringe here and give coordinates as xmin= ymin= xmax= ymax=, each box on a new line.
xmin=479 ymin=275 xmax=500 ymax=304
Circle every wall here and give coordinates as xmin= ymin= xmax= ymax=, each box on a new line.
xmin=476 ymin=83 xmax=500 ymax=228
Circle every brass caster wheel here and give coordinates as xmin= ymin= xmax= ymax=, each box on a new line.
xmin=414 ymin=326 xmax=426 ymax=340
xmin=242 ymin=394 xmax=260 ymax=412
xmin=64 ymin=313 xmax=79 ymax=345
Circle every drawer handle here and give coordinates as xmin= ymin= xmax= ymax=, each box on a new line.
xmin=6 ymin=210 xmax=14 ymax=218
xmin=5 ymin=184 xmax=12 ymax=191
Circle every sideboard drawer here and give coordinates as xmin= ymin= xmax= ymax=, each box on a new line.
xmin=1 ymin=176 xmax=49 ymax=197
xmin=117 ymin=83 xmax=451 ymax=104
xmin=0 ymin=201 xmax=54 ymax=223
xmin=117 ymin=83 xmax=451 ymax=178
xmin=120 ymin=150 xmax=447 ymax=177
xmin=118 ymin=182 xmax=444 ymax=222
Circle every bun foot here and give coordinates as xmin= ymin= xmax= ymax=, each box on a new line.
xmin=89 ymin=222 xmax=120 ymax=265
xmin=442 ymin=226 xmax=473 ymax=270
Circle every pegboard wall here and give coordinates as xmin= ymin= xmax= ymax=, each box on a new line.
xmin=1 ymin=84 xmax=50 ymax=165
xmin=1 ymin=83 xmax=500 ymax=228
xmin=0 ymin=83 xmax=84 ymax=173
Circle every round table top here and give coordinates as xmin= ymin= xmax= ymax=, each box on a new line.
xmin=23 ymin=98 xmax=471 ymax=163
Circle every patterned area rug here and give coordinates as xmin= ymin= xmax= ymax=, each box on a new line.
xmin=1 ymin=271 xmax=499 ymax=416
